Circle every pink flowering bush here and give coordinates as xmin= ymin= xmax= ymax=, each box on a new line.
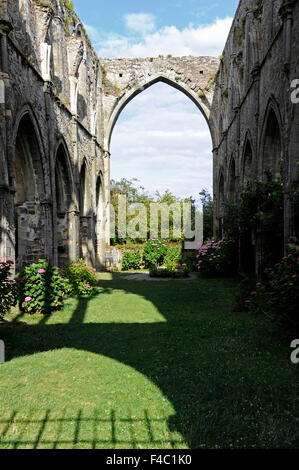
xmin=143 ymin=239 xmax=168 ymax=268
xmin=17 ymin=259 xmax=71 ymax=314
xmin=65 ymin=259 xmax=98 ymax=297
xmin=246 ymin=237 xmax=299 ymax=330
xmin=0 ymin=258 xmax=17 ymax=317
xmin=196 ymin=239 xmax=237 ymax=277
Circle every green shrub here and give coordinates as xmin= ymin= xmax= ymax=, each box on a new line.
xmin=65 ymin=259 xmax=98 ymax=297
xmin=164 ymin=246 xmax=182 ymax=272
xmin=181 ymin=250 xmax=198 ymax=272
xmin=17 ymin=259 xmax=71 ymax=315
xmin=246 ymin=237 xmax=299 ymax=331
xmin=143 ymin=239 xmax=168 ymax=268
xmin=121 ymin=250 xmax=142 ymax=271
xmin=196 ymin=239 xmax=237 ymax=277
xmin=0 ymin=258 xmax=17 ymax=317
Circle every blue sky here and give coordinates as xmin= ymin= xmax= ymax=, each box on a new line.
xmin=73 ymin=0 xmax=239 ymax=198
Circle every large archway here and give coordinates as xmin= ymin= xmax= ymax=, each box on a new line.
xmin=101 ymin=57 xmax=219 ymax=153
xmin=101 ymin=57 xmax=218 ymax=248
xmin=108 ymin=78 xmax=214 ymax=248
xmin=13 ymin=113 xmax=47 ymax=270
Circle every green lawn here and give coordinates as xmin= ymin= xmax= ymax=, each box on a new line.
xmin=0 ymin=274 xmax=298 ymax=449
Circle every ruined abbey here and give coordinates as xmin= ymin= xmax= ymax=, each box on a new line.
xmin=0 ymin=0 xmax=298 ymax=274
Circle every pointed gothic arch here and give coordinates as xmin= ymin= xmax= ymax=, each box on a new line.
xmin=242 ymin=134 xmax=253 ymax=185
xmin=13 ymin=109 xmax=48 ymax=269
xmin=261 ymin=101 xmax=283 ymax=181
xmin=104 ymin=74 xmax=216 ymax=151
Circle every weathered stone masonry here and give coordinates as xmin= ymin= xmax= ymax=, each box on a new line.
xmin=0 ymin=0 xmax=298 ymax=274
xmin=0 ymin=0 xmax=106 ymax=270
xmin=211 ymin=0 xmax=299 ymax=274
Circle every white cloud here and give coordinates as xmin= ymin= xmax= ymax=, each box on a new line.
xmin=95 ymin=16 xmax=233 ymax=58
xmin=110 ymin=83 xmax=213 ymax=199
xmin=124 ymin=13 xmax=156 ymax=35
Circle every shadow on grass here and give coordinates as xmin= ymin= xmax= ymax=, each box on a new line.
xmin=0 ymin=409 xmax=183 ymax=449
xmin=1 ymin=275 xmax=298 ymax=449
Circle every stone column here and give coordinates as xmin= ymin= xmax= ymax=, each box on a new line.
xmin=0 ymin=15 xmax=14 ymax=264
xmin=251 ymin=65 xmax=260 ymax=179
xmin=103 ymin=150 xmax=111 ymax=248
xmin=212 ymin=147 xmax=219 ymax=239
xmin=68 ymin=207 xmax=80 ymax=262
xmin=279 ymin=1 xmax=296 ymax=74
xmin=0 ymin=186 xmax=15 ymax=264
xmin=41 ymin=200 xmax=54 ymax=263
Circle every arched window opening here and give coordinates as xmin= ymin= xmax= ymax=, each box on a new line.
xmin=263 ymin=108 xmax=283 ymax=181
xmin=243 ymin=139 xmax=253 ymax=185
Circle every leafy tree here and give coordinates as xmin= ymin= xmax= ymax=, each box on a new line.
xmin=199 ymin=189 xmax=214 ymax=241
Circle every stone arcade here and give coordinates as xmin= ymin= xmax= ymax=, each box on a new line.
xmin=0 ymin=0 xmax=298 ymax=274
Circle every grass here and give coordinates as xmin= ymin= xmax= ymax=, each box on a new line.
xmin=0 ymin=274 xmax=298 ymax=449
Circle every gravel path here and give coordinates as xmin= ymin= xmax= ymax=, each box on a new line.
xmin=122 ymin=272 xmax=197 ymax=282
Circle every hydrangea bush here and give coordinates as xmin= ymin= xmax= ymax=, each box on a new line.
xmin=65 ymin=259 xmax=98 ymax=297
xmin=0 ymin=258 xmax=17 ymax=317
xmin=17 ymin=259 xmax=71 ymax=315
xmin=143 ymin=239 xmax=168 ymax=268
xmin=181 ymin=250 xmax=198 ymax=272
xmin=195 ymin=239 xmax=237 ymax=277
xmin=245 ymin=237 xmax=299 ymax=330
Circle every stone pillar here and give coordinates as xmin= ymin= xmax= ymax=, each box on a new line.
xmin=250 ymin=65 xmax=260 ymax=179
xmin=68 ymin=209 xmax=80 ymax=262
xmin=0 ymin=33 xmax=8 ymax=72
xmin=103 ymin=150 xmax=111 ymax=247
xmin=0 ymin=15 xmax=14 ymax=264
xmin=212 ymin=147 xmax=219 ymax=239
xmin=0 ymin=186 xmax=15 ymax=264
xmin=279 ymin=1 xmax=296 ymax=74
xmin=41 ymin=200 xmax=54 ymax=264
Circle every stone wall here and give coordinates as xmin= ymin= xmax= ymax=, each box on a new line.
xmin=211 ymin=0 xmax=299 ymax=274
xmin=0 ymin=0 xmax=107 ymax=270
